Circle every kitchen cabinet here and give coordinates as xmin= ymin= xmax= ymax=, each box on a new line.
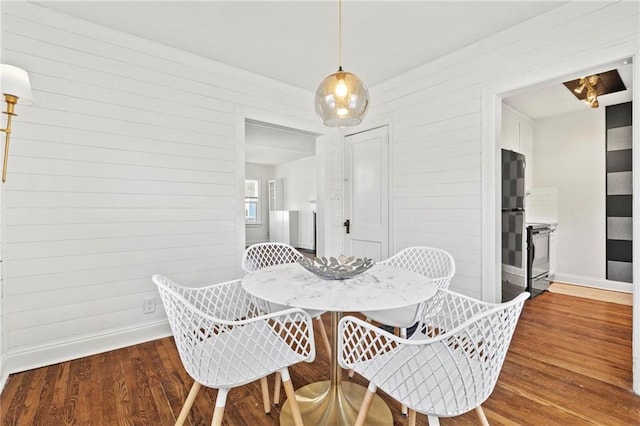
xmin=502 ymin=104 xmax=534 ymax=191
xmin=268 ymin=179 xmax=284 ymax=211
xmin=297 ymin=211 xmax=315 ymax=250
xmin=269 ymin=210 xmax=299 ymax=246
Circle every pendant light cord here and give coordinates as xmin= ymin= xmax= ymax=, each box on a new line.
xmin=338 ymin=0 xmax=343 ymax=71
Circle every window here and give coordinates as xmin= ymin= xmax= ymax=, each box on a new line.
xmin=245 ymin=178 xmax=260 ymax=224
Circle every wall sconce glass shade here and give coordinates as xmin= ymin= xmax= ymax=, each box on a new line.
xmin=1 ymin=65 xmax=34 ymax=104
xmin=315 ymin=68 xmax=369 ymax=127
xmin=1 ymin=64 xmax=34 ymax=183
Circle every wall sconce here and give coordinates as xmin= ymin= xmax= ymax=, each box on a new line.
xmin=0 ymin=64 xmax=34 ymax=183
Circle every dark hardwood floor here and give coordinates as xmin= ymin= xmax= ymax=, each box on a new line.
xmin=1 ymin=292 xmax=638 ymax=425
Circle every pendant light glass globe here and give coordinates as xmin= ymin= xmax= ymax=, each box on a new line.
xmin=315 ymin=68 xmax=369 ymax=127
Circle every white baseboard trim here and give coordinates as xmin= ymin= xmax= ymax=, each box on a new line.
xmin=553 ymin=273 xmax=633 ymax=293
xmin=246 ymin=239 xmax=268 ymax=246
xmin=3 ymin=320 xmax=172 ymax=377
xmin=0 ymin=361 xmax=8 ymax=394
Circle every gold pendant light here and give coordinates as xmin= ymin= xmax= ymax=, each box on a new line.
xmin=315 ymin=0 xmax=369 ymax=127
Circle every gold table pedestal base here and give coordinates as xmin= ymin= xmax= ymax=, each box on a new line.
xmin=280 ymin=380 xmax=393 ymax=426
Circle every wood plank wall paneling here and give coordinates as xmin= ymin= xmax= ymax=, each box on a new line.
xmin=1 ymin=1 xmax=321 ymax=373
xmin=367 ymin=1 xmax=639 ymax=298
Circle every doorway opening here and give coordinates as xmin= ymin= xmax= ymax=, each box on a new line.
xmin=483 ymin=55 xmax=638 ymax=394
xmin=244 ymin=119 xmax=320 ymax=257
xmin=498 ymin=58 xmax=634 ymax=301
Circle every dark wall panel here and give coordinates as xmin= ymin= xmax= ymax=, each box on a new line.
xmin=605 ymin=101 xmax=633 ymax=283
xmin=607 ymin=149 xmax=633 ymax=172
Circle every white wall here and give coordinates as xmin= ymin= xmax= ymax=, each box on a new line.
xmin=245 ymin=163 xmax=274 ymax=245
xmin=275 ymin=156 xmax=316 ymax=211
xmin=531 ymin=108 xmax=618 ymax=289
xmin=0 ymin=2 xmax=324 ymax=376
xmin=315 ymin=134 xmax=341 ymax=257
xmin=275 ymin=155 xmax=317 ymax=249
xmin=362 ymin=1 xmax=638 ymax=300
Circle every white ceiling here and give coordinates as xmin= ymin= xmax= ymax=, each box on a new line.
xmin=34 ymin=1 xmax=566 ymax=92
xmin=245 ymin=121 xmax=316 ymax=166
xmin=504 ymin=61 xmax=634 ymax=120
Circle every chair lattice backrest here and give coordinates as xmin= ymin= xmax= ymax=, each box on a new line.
xmin=339 ymin=289 xmax=528 ymax=417
xmin=152 ymin=275 xmax=315 ymax=389
xmin=379 ymin=246 xmax=455 ymax=290
xmin=242 ymin=242 xmax=304 ymax=272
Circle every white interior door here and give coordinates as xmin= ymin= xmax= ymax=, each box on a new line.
xmin=343 ymin=126 xmax=389 ymax=261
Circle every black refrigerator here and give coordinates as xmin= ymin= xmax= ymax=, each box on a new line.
xmin=501 ymin=149 xmax=526 ymax=302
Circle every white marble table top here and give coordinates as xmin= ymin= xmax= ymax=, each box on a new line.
xmin=241 ymin=263 xmax=437 ymax=312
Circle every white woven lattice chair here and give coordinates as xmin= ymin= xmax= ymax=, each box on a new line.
xmin=361 ymin=247 xmax=456 ymax=339
xmin=152 ymin=274 xmax=315 ymax=426
xmin=354 ymin=246 xmax=456 ymax=416
xmin=339 ymin=289 xmax=528 ymax=426
xmin=242 ymin=242 xmax=331 ymax=404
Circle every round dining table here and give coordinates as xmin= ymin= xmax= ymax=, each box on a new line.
xmin=241 ymin=262 xmax=437 ymax=426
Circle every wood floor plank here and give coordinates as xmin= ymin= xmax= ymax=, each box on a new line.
xmin=111 ymin=347 xmax=134 ymax=426
xmin=2 ymin=291 xmax=639 ymax=425
xmin=143 ymin=340 xmax=179 ymax=424
xmin=45 ymin=361 xmax=70 ymax=424
xmin=68 ymin=356 xmax=93 ymax=425
xmin=1 ymin=369 xmax=36 ymax=425
xmin=498 ymin=354 xmax=636 ymax=424
xmin=21 ymin=364 xmax=53 ymax=424
xmin=549 ymin=282 xmax=633 ymax=306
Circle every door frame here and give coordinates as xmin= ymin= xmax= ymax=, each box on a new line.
xmin=343 ymin=117 xmax=395 ymax=259
xmin=235 ymin=106 xmax=326 ymax=276
xmin=481 ymin=52 xmax=639 ymax=394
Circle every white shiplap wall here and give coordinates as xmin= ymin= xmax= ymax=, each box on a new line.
xmin=0 ymin=2 xmax=325 ymax=374
xmin=364 ymin=1 xmax=639 ymax=299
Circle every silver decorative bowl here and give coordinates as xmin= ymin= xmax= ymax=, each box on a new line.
xmin=299 ymin=255 xmax=374 ymax=280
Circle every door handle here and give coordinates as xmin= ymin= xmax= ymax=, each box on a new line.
xmin=343 ymin=219 xmax=350 ymax=234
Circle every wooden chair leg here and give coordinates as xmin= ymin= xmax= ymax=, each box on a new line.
xmin=282 ymin=377 xmax=303 ymax=426
xmin=408 ymin=409 xmax=417 ymax=426
xmin=211 ymin=388 xmax=228 ymax=426
xmin=354 ymin=389 xmax=376 ymax=426
xmin=273 ymin=371 xmax=282 ymax=405
xmin=175 ymin=381 xmax=201 ymax=426
xmin=476 ymin=405 xmax=489 ymax=426
xmin=316 ymin=316 xmax=332 ymax=357
xmin=211 ymin=406 xmax=225 ymax=426
xmin=260 ymin=377 xmax=270 ymax=414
